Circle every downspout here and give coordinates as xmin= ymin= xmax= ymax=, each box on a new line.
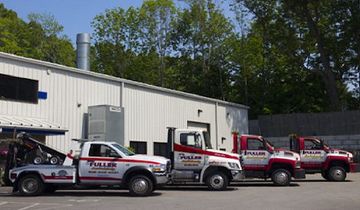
xmin=215 ymin=102 xmax=219 ymax=150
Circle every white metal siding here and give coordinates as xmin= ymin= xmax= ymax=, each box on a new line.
xmin=0 ymin=57 xmax=121 ymax=152
xmin=217 ymin=105 xmax=249 ymax=151
xmin=0 ymin=53 xmax=248 ymax=154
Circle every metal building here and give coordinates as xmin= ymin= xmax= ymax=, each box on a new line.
xmin=0 ymin=52 xmax=248 ymax=155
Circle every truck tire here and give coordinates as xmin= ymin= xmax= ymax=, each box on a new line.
xmin=327 ymin=166 xmax=346 ymax=181
xmin=206 ymin=172 xmax=228 ymax=191
xmin=128 ymin=175 xmax=153 ymax=196
xmin=18 ymin=174 xmax=44 ymax=196
xmin=271 ymin=169 xmax=291 ymax=186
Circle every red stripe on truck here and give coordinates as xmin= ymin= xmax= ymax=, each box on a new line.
xmin=79 ymin=176 xmax=122 ymax=181
xmin=43 ymin=176 xmax=73 ymax=180
xmin=174 ymin=143 xmax=239 ymax=160
xmin=79 ymin=157 xmax=161 ymax=165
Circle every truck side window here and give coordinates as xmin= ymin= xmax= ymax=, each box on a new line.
xmin=247 ymin=138 xmax=264 ymax=150
xmin=304 ymin=140 xmax=322 ymax=150
xmin=180 ymin=133 xmax=202 ymax=149
xmin=89 ymin=144 xmax=119 ymax=157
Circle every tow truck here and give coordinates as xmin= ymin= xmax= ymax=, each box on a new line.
xmin=166 ymin=128 xmax=244 ymax=190
xmin=232 ymin=133 xmax=305 ymax=186
xmin=4 ymin=133 xmax=170 ymax=196
xmin=289 ymin=135 xmax=360 ymax=181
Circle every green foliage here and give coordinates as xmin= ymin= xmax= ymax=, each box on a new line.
xmin=0 ymin=4 xmax=75 ymax=66
xmin=1 ymin=1 xmax=359 ymax=119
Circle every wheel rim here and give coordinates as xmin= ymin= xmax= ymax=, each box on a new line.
xmin=22 ymin=178 xmax=39 ymax=194
xmin=209 ymin=175 xmax=224 ymax=189
xmin=331 ymin=169 xmax=344 ymax=180
xmin=50 ymin=157 xmax=58 ymax=165
xmin=275 ymin=172 xmax=289 ymax=185
xmin=132 ymin=178 xmax=148 ymax=194
xmin=34 ymin=157 xmax=43 ymax=164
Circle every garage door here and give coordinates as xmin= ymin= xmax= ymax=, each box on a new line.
xmin=187 ymin=121 xmax=210 ymax=132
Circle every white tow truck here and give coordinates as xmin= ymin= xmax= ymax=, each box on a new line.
xmin=5 ymin=133 xmax=170 ymax=196
xmin=166 ymin=128 xmax=244 ymax=190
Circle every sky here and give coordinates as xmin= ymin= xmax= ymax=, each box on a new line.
xmin=0 ymin=0 xmax=236 ymax=45
xmin=0 ymin=0 xmax=144 ymax=45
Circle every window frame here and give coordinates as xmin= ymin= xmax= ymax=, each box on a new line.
xmin=179 ymin=133 xmax=203 ymax=149
xmin=88 ymin=144 xmax=121 ymax=158
xmin=304 ymin=139 xmax=323 ymax=150
xmin=0 ymin=73 xmax=39 ymax=104
xmin=153 ymin=142 xmax=167 ymax=157
xmin=246 ymin=138 xmax=266 ymax=150
xmin=130 ymin=141 xmax=147 ymax=154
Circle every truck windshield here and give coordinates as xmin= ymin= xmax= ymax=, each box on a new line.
xmin=112 ymin=144 xmax=135 ymax=156
xmin=203 ymin=131 xmax=212 ymax=149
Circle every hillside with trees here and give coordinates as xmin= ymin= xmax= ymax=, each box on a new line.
xmin=1 ymin=1 xmax=359 ymax=118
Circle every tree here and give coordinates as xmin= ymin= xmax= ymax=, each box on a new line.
xmin=0 ymin=4 xmax=75 ymax=67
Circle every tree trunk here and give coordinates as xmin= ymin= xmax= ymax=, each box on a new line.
xmin=302 ymin=0 xmax=341 ymax=110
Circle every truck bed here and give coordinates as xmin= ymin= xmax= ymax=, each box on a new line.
xmin=11 ymin=165 xmax=75 ymax=184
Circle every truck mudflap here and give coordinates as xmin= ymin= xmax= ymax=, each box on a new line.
xmin=231 ymin=170 xmax=245 ymax=181
xmin=294 ymin=168 xmax=306 ymax=179
xmin=350 ymin=163 xmax=360 ymax=173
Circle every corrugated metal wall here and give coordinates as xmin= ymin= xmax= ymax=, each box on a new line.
xmin=0 ymin=57 xmax=121 ymax=152
xmin=0 ymin=53 xmax=248 ymax=154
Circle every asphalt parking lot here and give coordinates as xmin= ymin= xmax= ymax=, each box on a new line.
xmin=0 ymin=174 xmax=359 ymax=210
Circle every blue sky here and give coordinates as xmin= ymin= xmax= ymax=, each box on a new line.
xmin=1 ymin=0 xmax=236 ymax=45
xmin=1 ymin=0 xmax=144 ymax=44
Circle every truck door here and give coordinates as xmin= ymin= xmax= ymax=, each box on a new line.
xmin=241 ymin=138 xmax=270 ymax=171
xmin=300 ymin=139 xmax=327 ymax=169
xmin=173 ymin=132 xmax=206 ymax=170
xmin=79 ymin=144 xmax=123 ymax=184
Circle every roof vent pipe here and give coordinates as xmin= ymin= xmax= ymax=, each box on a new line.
xmin=76 ymin=33 xmax=90 ymax=71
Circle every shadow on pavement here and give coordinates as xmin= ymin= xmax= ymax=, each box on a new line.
xmin=230 ymin=182 xmax=299 ymax=187
xmin=0 ymin=189 xmax=162 ymax=197
xmin=295 ymin=179 xmax=353 ymax=183
xmin=159 ymin=186 xmax=239 ymax=191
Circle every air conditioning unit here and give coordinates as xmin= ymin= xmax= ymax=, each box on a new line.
xmin=88 ymin=105 xmax=124 ymax=145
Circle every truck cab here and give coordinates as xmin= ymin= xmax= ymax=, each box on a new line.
xmin=232 ymin=134 xmax=305 ymax=186
xmin=289 ymin=136 xmax=360 ymax=181
xmin=6 ymin=134 xmax=170 ymax=196
xmin=166 ymin=128 xmax=244 ymax=190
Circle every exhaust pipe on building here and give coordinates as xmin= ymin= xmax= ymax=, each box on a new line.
xmin=76 ymin=33 xmax=90 ymax=71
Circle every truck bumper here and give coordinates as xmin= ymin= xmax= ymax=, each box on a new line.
xmin=350 ymin=163 xmax=360 ymax=173
xmin=294 ymin=168 xmax=306 ymax=179
xmin=154 ymin=173 xmax=169 ymax=185
xmin=231 ymin=170 xmax=245 ymax=181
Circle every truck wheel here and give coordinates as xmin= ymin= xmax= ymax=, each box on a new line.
xmin=128 ymin=175 xmax=153 ymax=196
xmin=271 ymin=169 xmax=291 ymax=186
xmin=18 ymin=174 xmax=44 ymax=196
xmin=328 ymin=166 xmax=346 ymax=181
xmin=206 ymin=172 xmax=228 ymax=191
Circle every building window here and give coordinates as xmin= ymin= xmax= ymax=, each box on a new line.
xmin=0 ymin=73 xmax=38 ymax=103
xmin=130 ymin=141 xmax=147 ymax=154
xmin=154 ymin=142 xmax=167 ymax=157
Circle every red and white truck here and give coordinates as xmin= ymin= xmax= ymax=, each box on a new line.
xmin=289 ymin=135 xmax=360 ymax=181
xmin=166 ymin=128 xmax=244 ymax=190
xmin=5 ymin=133 xmax=170 ymax=196
xmin=232 ymin=133 xmax=305 ymax=186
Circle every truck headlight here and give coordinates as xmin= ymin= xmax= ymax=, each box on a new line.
xmin=295 ymin=161 xmax=301 ymax=168
xmin=228 ymin=162 xmax=240 ymax=169
xmin=152 ymin=164 xmax=166 ymax=172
